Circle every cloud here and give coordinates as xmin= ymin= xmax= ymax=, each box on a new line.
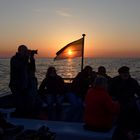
xmin=56 ymin=9 xmax=72 ymax=17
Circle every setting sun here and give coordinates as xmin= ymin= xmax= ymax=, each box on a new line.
xmin=68 ymin=49 xmax=73 ymax=56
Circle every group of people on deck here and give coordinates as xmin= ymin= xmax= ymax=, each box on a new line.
xmin=5 ymin=45 xmax=140 ymax=139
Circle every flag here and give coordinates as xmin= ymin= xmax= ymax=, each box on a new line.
xmin=54 ymin=37 xmax=83 ymax=60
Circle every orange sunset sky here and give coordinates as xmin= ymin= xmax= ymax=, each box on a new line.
xmin=0 ymin=0 xmax=140 ymax=58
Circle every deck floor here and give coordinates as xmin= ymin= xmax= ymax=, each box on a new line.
xmin=7 ymin=117 xmax=114 ymax=140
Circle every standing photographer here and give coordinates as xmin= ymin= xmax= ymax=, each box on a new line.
xmin=9 ymin=45 xmax=38 ymax=117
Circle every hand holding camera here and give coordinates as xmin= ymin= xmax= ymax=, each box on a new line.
xmin=28 ymin=50 xmax=38 ymax=56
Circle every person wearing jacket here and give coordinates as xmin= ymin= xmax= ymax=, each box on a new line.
xmin=84 ymin=76 xmax=120 ymax=132
xmin=39 ymin=66 xmax=65 ymax=120
xmin=9 ymin=45 xmax=37 ymax=117
xmin=110 ymin=66 xmax=140 ymax=140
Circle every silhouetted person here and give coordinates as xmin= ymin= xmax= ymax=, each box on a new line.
xmin=9 ymin=45 xmax=37 ymax=117
xmin=109 ymin=66 xmax=140 ymax=107
xmin=39 ymin=66 xmax=65 ymax=120
xmin=70 ymin=65 xmax=94 ymax=101
xmin=65 ymin=65 xmax=94 ymax=122
xmin=84 ymin=76 xmax=120 ymax=132
xmin=110 ymin=66 xmax=140 ymax=140
xmin=97 ymin=66 xmax=112 ymax=85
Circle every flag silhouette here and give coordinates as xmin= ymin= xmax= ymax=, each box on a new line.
xmin=54 ymin=38 xmax=83 ymax=60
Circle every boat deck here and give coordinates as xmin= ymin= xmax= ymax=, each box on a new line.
xmin=7 ymin=117 xmax=115 ymax=140
xmin=0 ymin=93 xmax=115 ymax=140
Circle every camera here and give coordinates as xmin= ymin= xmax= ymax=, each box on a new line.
xmin=28 ymin=50 xmax=38 ymax=55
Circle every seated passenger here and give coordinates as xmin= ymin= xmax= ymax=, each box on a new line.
xmin=97 ymin=66 xmax=112 ymax=85
xmin=65 ymin=66 xmax=94 ymax=122
xmin=84 ymin=76 xmax=120 ymax=132
xmin=110 ymin=66 xmax=140 ymax=140
xmin=39 ymin=66 xmax=65 ymax=120
xmin=68 ymin=65 xmax=94 ymax=104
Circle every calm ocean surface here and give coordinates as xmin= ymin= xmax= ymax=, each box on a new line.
xmin=0 ymin=58 xmax=140 ymax=96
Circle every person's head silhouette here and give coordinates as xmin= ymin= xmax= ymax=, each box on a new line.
xmin=18 ymin=45 xmax=28 ymax=57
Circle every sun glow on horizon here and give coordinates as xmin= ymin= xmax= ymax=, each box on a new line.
xmin=0 ymin=1 xmax=140 ymax=58
xmin=67 ymin=49 xmax=73 ymax=56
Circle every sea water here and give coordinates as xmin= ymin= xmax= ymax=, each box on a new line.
xmin=0 ymin=57 xmax=140 ymax=96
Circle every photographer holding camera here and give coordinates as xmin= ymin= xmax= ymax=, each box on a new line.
xmin=9 ymin=45 xmax=38 ymax=117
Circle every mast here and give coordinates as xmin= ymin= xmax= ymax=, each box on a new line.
xmin=81 ymin=34 xmax=86 ymax=71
